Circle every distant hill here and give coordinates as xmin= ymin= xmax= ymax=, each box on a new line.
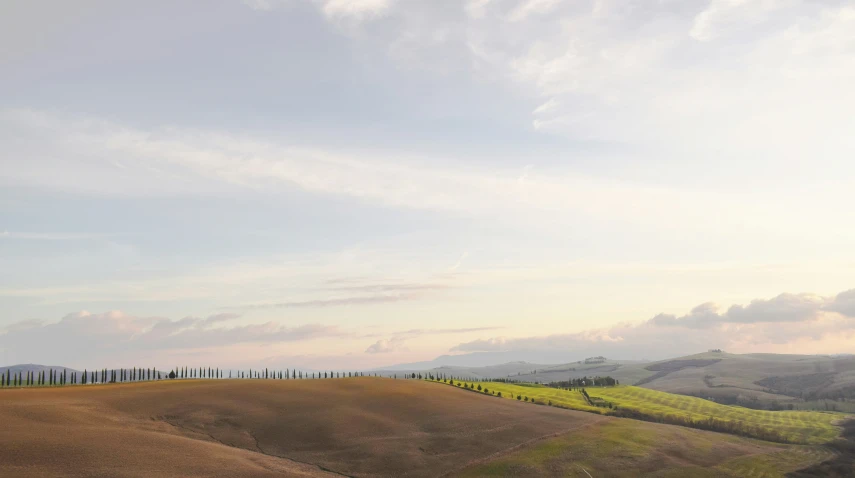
xmin=627 ymin=351 xmax=855 ymax=406
xmin=381 ymin=351 xmax=855 ymax=411
xmin=377 ymin=349 xmax=643 ymax=370
xmin=498 ymin=351 xmax=855 ymax=410
xmin=0 ymin=364 xmax=81 ymax=375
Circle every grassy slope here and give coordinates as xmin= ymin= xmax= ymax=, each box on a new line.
xmin=438 ymin=380 xmax=841 ymax=444
xmin=456 ymin=418 xmax=833 ymax=477
xmin=594 ymin=386 xmax=840 ymax=444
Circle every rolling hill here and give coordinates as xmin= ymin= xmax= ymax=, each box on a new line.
xmin=416 ymin=351 xmax=855 ymax=411
xmin=0 ymin=377 xmax=844 ymax=477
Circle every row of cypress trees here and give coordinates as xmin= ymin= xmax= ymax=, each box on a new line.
xmin=1 ymin=366 xmax=445 ymax=388
xmin=0 ymin=367 xmax=164 ymax=388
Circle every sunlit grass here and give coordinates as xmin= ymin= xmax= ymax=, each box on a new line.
xmin=432 ymin=380 xmax=841 ymax=444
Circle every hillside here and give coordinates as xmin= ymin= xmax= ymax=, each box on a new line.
xmin=434 ymin=380 xmax=841 ymax=444
xmin=465 ymin=352 xmax=855 ymax=410
xmin=457 ymin=419 xmax=834 ymax=477
xmin=629 ymin=352 xmax=855 ymax=407
xmin=0 ymin=378 xmax=841 ymax=477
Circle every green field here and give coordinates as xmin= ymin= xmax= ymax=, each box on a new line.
xmin=433 ymin=380 xmax=842 ymax=444
xmin=456 ymin=418 xmax=833 ymax=477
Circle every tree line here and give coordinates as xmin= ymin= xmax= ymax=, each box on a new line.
xmin=0 ymin=366 xmax=416 ymax=388
xmin=547 ymin=376 xmax=619 ymax=388
xmin=1 ymin=367 xmax=166 ymax=387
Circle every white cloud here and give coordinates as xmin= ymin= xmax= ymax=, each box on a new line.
xmin=507 ymin=0 xmax=564 ymax=22
xmin=241 ymin=0 xmax=393 ymax=21
xmin=452 ymin=288 xmax=855 ymax=357
xmin=465 ymin=0 xmax=493 ymax=19
xmin=690 ymin=0 xmax=790 ymax=42
xmin=320 ymin=0 xmax=393 ymax=20
xmin=365 ymin=336 xmax=406 ymax=353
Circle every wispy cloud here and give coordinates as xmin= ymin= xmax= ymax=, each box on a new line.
xmin=0 ymin=231 xmax=121 ymax=241
xmin=242 ymin=0 xmax=393 ymax=22
xmin=449 ymin=252 xmax=469 ymax=272
xmin=365 ymin=326 xmax=504 ymax=355
xmin=0 ymin=310 xmax=349 ymax=366
xmin=225 ymin=294 xmax=424 ymax=310
xmin=2 ymin=107 xmax=849 ymax=244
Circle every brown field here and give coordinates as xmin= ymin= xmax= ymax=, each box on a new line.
xmin=0 ymin=378 xmax=836 ymax=477
xmin=0 ymin=378 xmax=605 ymax=477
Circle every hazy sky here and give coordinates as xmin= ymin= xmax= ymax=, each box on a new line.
xmin=2 ymin=0 xmax=854 ymax=370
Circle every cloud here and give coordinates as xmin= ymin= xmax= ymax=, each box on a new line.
xmin=224 ymin=293 xmax=431 ymax=310
xmin=0 ymin=231 xmax=120 ymax=241
xmin=320 ymin=0 xmax=393 ymax=21
xmin=202 ymin=313 xmax=241 ymax=325
xmin=828 ymin=289 xmax=855 ymax=317
xmin=397 ymin=327 xmax=503 ymax=336
xmin=283 ymin=0 xmax=855 ymax=180
xmin=507 ymin=0 xmax=562 ymax=22
xmin=651 ymin=292 xmax=832 ymax=329
xmin=449 ymin=252 xmax=469 ymax=272
xmin=5 ymin=107 xmax=839 ymax=243
xmin=326 ymin=283 xmax=450 ymax=293
xmin=0 ymin=311 xmax=347 ymax=366
xmin=242 ymin=0 xmax=393 ymax=21
xmin=451 ymin=288 xmax=855 ymax=358
xmin=690 ymin=0 xmax=789 ymax=42
xmin=365 ymin=336 xmax=407 ymax=354
xmin=365 ymin=326 xmax=504 ymax=355
xmin=451 ymin=336 xmax=508 ymax=352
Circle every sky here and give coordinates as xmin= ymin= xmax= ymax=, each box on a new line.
xmin=1 ymin=0 xmax=854 ymax=370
